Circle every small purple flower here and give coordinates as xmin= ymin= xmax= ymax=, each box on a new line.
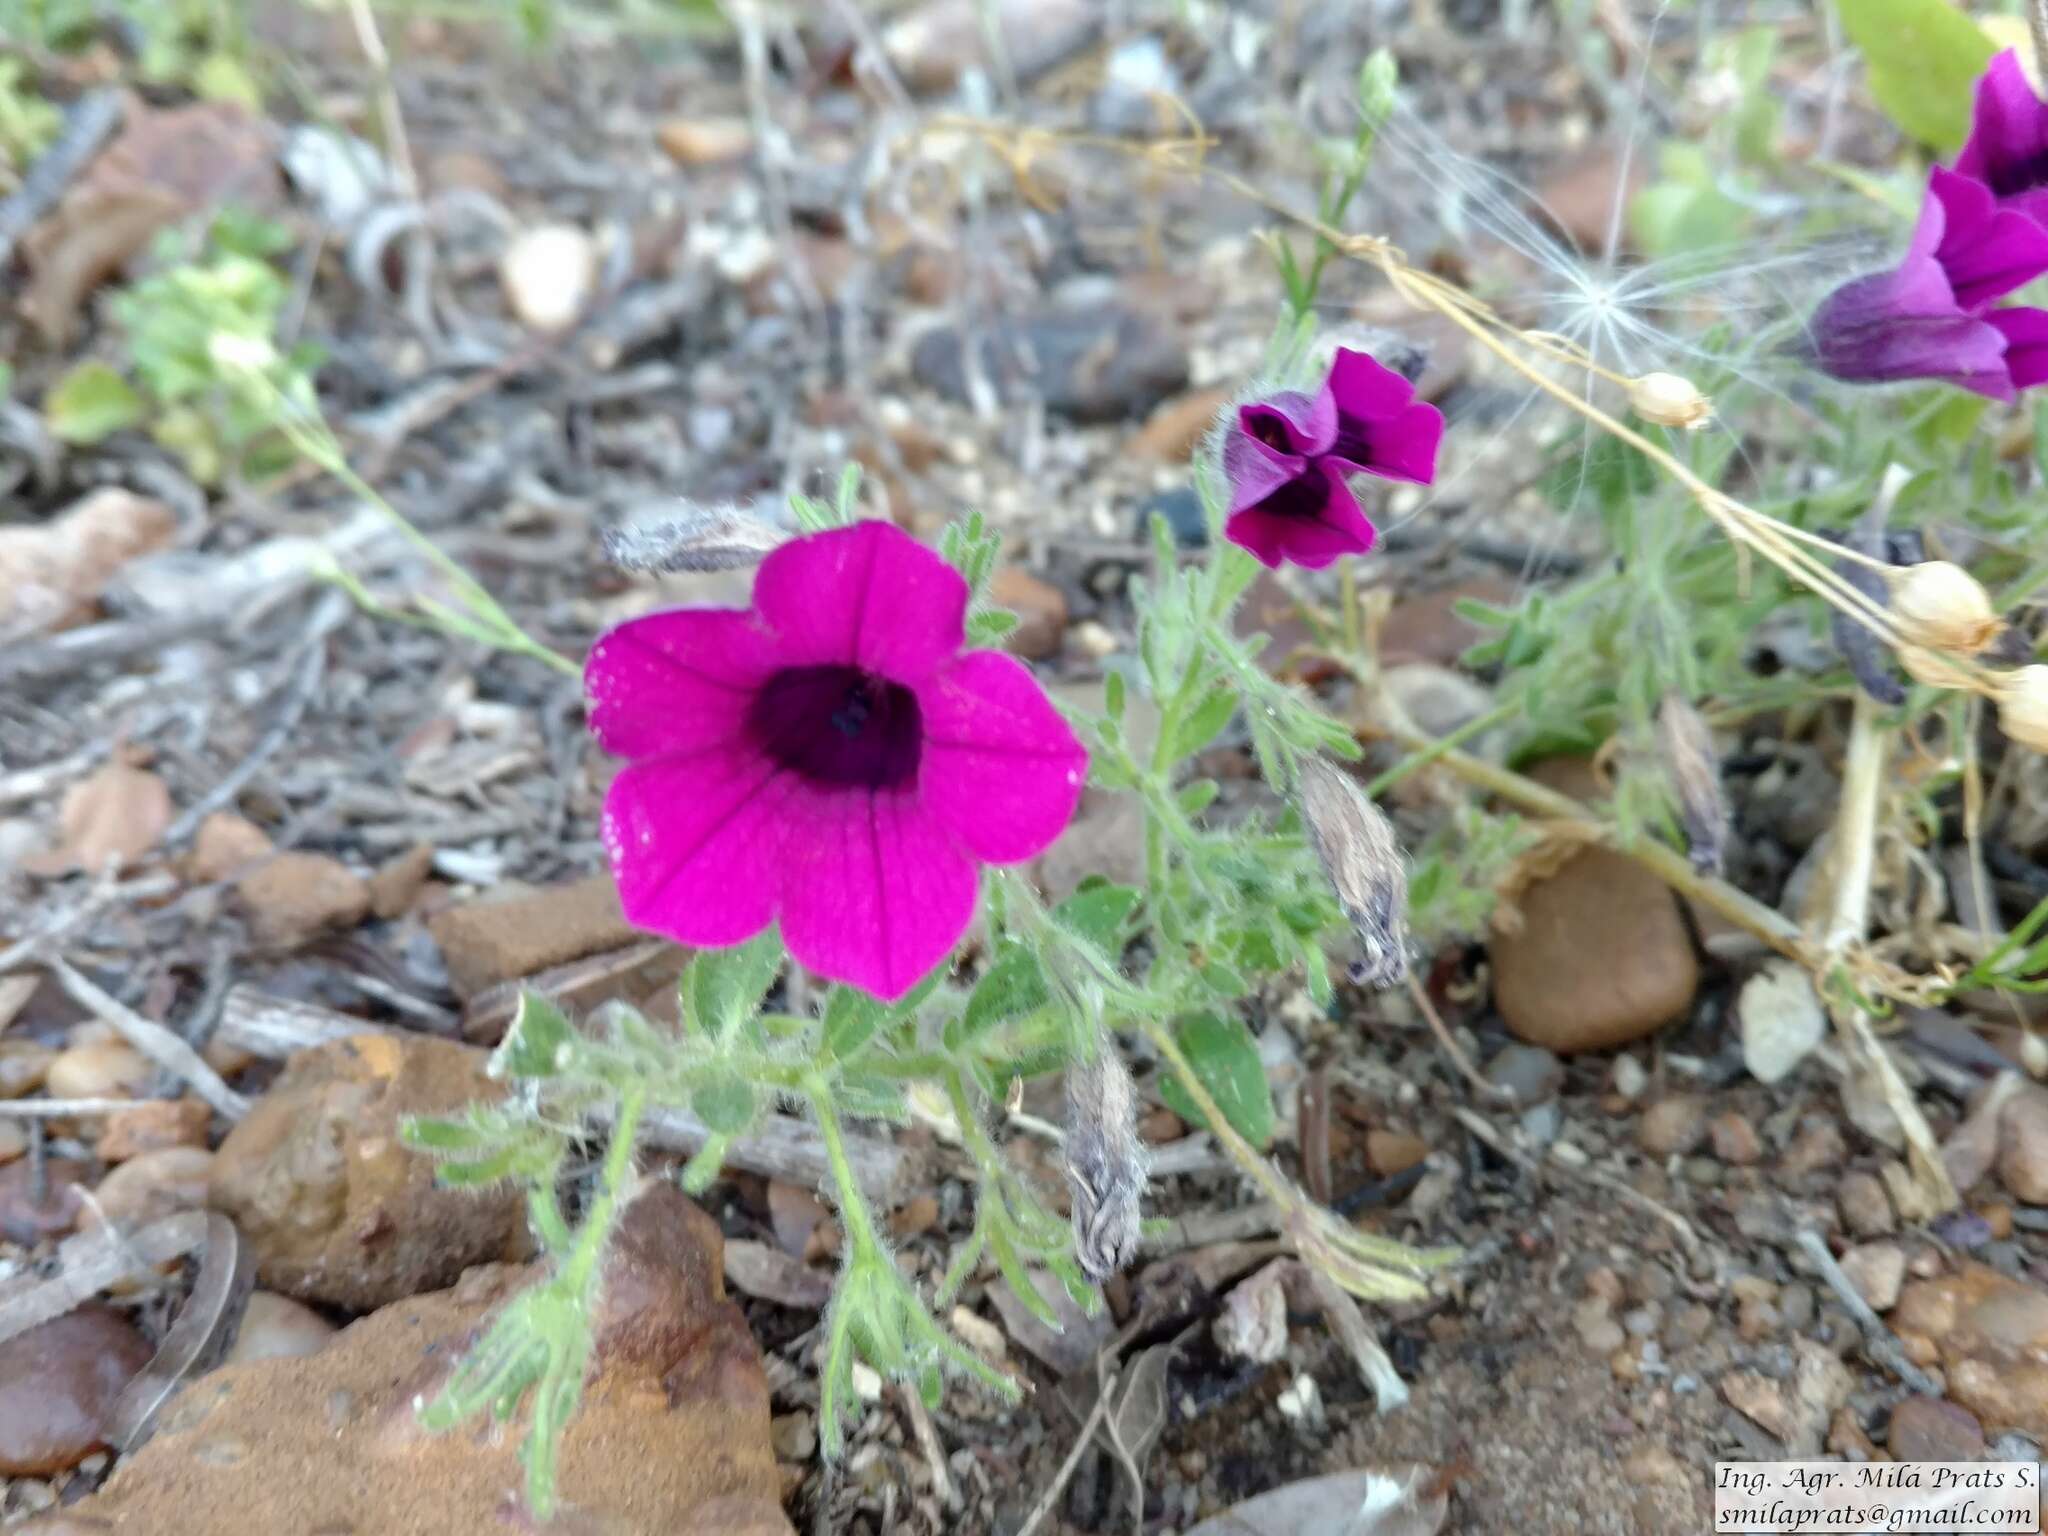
xmin=1805 ymin=168 xmax=2048 ymax=400
xmin=1221 ymin=347 xmax=1443 ymax=570
xmin=586 ymin=520 xmax=1087 ymax=1001
xmin=1955 ymin=49 xmax=2048 ymax=226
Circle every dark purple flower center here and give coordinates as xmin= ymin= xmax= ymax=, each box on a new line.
xmin=749 ymin=665 xmax=922 ymax=790
xmin=1329 ymin=413 xmax=1379 ymax=468
xmin=1247 ymin=415 xmax=1293 ymax=451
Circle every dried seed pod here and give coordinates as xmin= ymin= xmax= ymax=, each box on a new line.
xmin=600 ymin=502 xmax=788 ymax=573
xmin=1296 ymin=755 xmax=1409 ymax=988
xmin=1829 ymin=532 xmax=1906 ymax=706
xmin=1656 ymin=692 xmax=1727 ymax=876
xmin=1627 ymin=372 xmax=1712 ymax=430
xmin=1891 ymin=560 xmax=2002 ymax=656
xmin=1997 ymin=665 xmax=2048 ymax=753
xmin=1062 ymin=1044 xmax=1147 ymax=1283
xmin=1899 ymin=644 xmax=1979 ymax=691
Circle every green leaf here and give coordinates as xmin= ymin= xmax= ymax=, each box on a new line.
xmin=1171 ymin=684 xmax=1240 ymax=761
xmin=1104 ymin=669 xmax=1126 ymax=721
xmin=493 ymin=990 xmax=574 ymax=1080
xmin=401 ymin=1114 xmax=506 ymax=1153
xmin=960 ymin=944 xmax=1049 ymax=1041
xmin=45 ymin=362 xmax=144 ymax=444
xmin=687 ymin=931 xmax=782 ymax=1040
xmin=1156 ymin=1012 xmax=1274 ymax=1149
xmin=1836 ymin=0 xmax=1993 ymax=154
xmin=1052 ymin=883 xmax=1142 ymax=952
xmin=823 ymin=986 xmax=887 ymax=1061
xmin=1356 ymin=47 xmax=1398 ymax=131
xmin=693 ymin=1071 xmax=756 ymax=1135
xmin=193 ymin=50 xmax=262 ymax=107
xmin=967 ymin=609 xmax=1019 ymax=645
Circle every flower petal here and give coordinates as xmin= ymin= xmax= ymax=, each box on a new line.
xmin=584 ymin=608 xmax=778 ymax=760
xmin=1325 ymin=347 xmax=1421 ymax=422
xmin=752 ymin=519 xmax=968 ymax=681
xmin=915 ymin=651 xmax=1088 ymax=863
xmin=1329 ymin=399 xmax=1444 ymax=485
xmin=602 ymin=745 xmax=791 ymax=947
xmin=1237 ymin=388 xmax=1334 ymax=456
xmin=1225 ymin=463 xmax=1375 ymax=571
xmin=1928 ymin=167 xmax=2048 ymax=310
xmin=778 ymin=788 xmax=977 ymax=999
xmin=1990 ymin=306 xmax=2048 ymax=389
xmin=1956 ymin=50 xmax=2048 ymax=206
xmin=1806 ymin=259 xmax=2016 ymax=399
xmin=1222 ymin=424 xmax=1312 ymax=517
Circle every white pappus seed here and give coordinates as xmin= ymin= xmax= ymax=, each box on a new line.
xmin=1295 ymin=755 xmax=1410 ymax=988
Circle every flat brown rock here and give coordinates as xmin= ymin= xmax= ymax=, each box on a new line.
xmin=428 ymin=872 xmax=643 ymax=997
xmin=46 ymin=1186 xmax=791 ymax=1536
xmin=1894 ymin=1263 xmax=2048 ymax=1438
xmin=207 ymin=1034 xmax=532 ymax=1309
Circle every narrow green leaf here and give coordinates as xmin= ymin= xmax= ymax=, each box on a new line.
xmin=1156 ymin=1012 xmax=1274 ymax=1149
xmin=1835 ymin=0 xmax=1992 ymax=154
xmin=1171 ymin=684 xmax=1240 ymax=760
xmin=45 ymin=362 xmax=145 ymax=444
xmin=400 ymin=1114 xmax=504 ymax=1153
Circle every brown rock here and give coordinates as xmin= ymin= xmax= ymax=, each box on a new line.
xmin=60 ymin=1185 xmax=790 ymax=1535
xmin=83 ymin=1146 xmax=212 ymax=1230
xmin=1720 ymin=1370 xmax=1794 ymax=1443
xmin=0 ymin=1306 xmax=152 ymax=1476
xmin=1366 ymin=1130 xmax=1429 ymax=1177
xmin=427 ymin=872 xmax=641 ymax=998
xmin=207 ymin=1034 xmax=533 ymax=1309
xmin=1490 ymin=760 xmax=1699 ymax=1052
xmin=46 ymin=1041 xmax=150 ymax=1101
xmin=1781 ymin=1115 xmax=1848 ymax=1179
xmin=657 ymin=116 xmax=753 ymax=165
xmin=185 ymin=813 xmax=273 ymax=884
xmin=1839 ymin=1171 xmax=1896 ymax=1238
xmin=1127 ymin=384 xmax=1232 ymax=461
xmin=1709 ymin=1111 xmax=1762 ymax=1165
xmin=1998 ymin=1084 xmax=2048 ymax=1203
xmin=26 ymin=762 xmax=173 ymax=876
xmin=0 ymin=491 xmax=177 ymax=638
xmin=98 ymin=1098 xmax=211 ymax=1162
xmin=0 ymin=1039 xmax=56 ymax=1098
xmin=0 ymin=1157 xmax=87 ymax=1243
xmin=1893 ymin=1263 xmax=2048 ymax=1437
xmin=1638 ymin=1096 xmax=1707 ymax=1158
xmin=223 ymin=1292 xmax=335 ymax=1365
xmin=366 ymin=843 xmax=435 ymax=920
xmin=234 ymin=852 xmax=369 ymax=947
xmin=423 ymin=150 xmax=507 ymax=200
xmin=1379 ymin=578 xmax=1517 ymax=668
xmin=1839 ymin=1242 xmax=1906 ymax=1313
xmin=1889 ymin=1396 xmax=1987 ymax=1461
xmin=988 ymin=566 xmax=1067 ymax=661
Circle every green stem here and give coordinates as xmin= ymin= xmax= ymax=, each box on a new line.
xmin=805 ymin=1076 xmax=881 ymax=1251
xmin=562 ymin=1082 xmax=646 ymax=1295
xmin=1362 ymin=701 xmax=1518 ymax=797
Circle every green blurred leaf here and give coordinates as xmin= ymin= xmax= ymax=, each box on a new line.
xmin=960 ymin=945 xmax=1048 ymax=1041
xmin=693 ymin=1070 xmax=756 ymax=1135
xmin=687 ymin=931 xmax=782 ymax=1040
xmin=494 ymin=990 xmax=574 ymax=1080
xmin=1052 ymin=883 xmax=1142 ymax=953
xmin=1171 ymin=684 xmax=1240 ymax=761
xmin=823 ymin=986 xmax=886 ymax=1061
xmin=1156 ymin=1012 xmax=1273 ymax=1149
xmin=45 ymin=362 xmax=144 ymax=444
xmin=1836 ymin=0 xmax=1993 ymax=153
xmin=967 ymin=609 xmax=1019 ymax=645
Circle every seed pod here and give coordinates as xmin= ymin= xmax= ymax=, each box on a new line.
xmin=1899 ymin=644 xmax=1979 ymax=691
xmin=1296 ymin=755 xmax=1409 ymax=988
xmin=1656 ymin=692 xmax=1727 ymax=876
xmin=1828 ymin=529 xmax=1905 ymax=706
xmin=1997 ymin=665 xmax=2048 ymax=753
xmin=1062 ymin=1044 xmax=1147 ymax=1283
xmin=1627 ymin=372 xmax=1712 ymax=431
xmin=601 ymin=502 xmax=788 ymax=574
xmin=1890 ymin=560 xmax=2002 ymax=656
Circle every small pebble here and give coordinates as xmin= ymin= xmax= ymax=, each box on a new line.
xmin=1486 ymin=1043 xmax=1565 ymax=1106
xmin=1839 ymin=1242 xmax=1906 ymax=1313
xmin=82 ymin=1146 xmax=213 ymax=1230
xmin=1780 ymin=1116 xmax=1847 ymax=1178
xmin=1778 ymin=1283 xmax=1816 ymax=1332
xmin=1839 ymin=1171 xmax=1897 ymax=1238
xmin=770 ymin=1411 xmax=817 ymax=1462
xmin=1638 ymin=1096 xmax=1707 ymax=1157
xmin=1888 ymin=1396 xmax=1986 ymax=1462
xmin=0 ymin=1040 xmax=55 ymax=1098
xmin=0 ymin=1305 xmax=152 ymax=1475
xmin=45 ymin=1041 xmax=150 ymax=1101
xmin=1610 ymin=1053 xmax=1648 ymax=1102
xmin=224 ymin=1293 xmax=336 ymax=1365
xmin=1709 ymin=1111 xmax=1762 ymax=1166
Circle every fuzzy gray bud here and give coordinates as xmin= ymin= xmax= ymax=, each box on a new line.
xmin=1063 ymin=1044 xmax=1147 ymax=1283
xmin=1656 ymin=692 xmax=1727 ymax=876
xmin=601 ymin=502 xmax=788 ymax=574
xmin=1295 ymin=755 xmax=1409 ymax=988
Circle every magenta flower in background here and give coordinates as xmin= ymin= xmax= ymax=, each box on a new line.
xmin=1805 ymin=167 xmax=2048 ymax=399
xmin=586 ymin=521 xmax=1087 ymax=1001
xmin=1955 ymin=50 xmax=2048 ymax=226
xmin=1222 ymin=347 xmax=1443 ymax=570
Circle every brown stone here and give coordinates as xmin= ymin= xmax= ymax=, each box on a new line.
xmin=83 ymin=1146 xmax=212 ymax=1231
xmin=1127 ymin=385 xmax=1232 ymax=461
xmin=1839 ymin=1171 xmax=1896 ymax=1238
xmin=987 ymin=566 xmax=1067 ymax=662
xmin=223 ymin=1292 xmax=335 ymax=1365
xmin=1839 ymin=1242 xmax=1906 ymax=1313
xmin=26 ymin=762 xmax=173 ymax=876
xmin=1888 ymin=1396 xmax=1987 ymax=1461
xmin=1708 ymin=1111 xmax=1762 ymax=1166
xmin=427 ymin=872 xmax=641 ymax=998
xmin=57 ymin=1185 xmax=790 ymax=1535
xmin=1366 ymin=1130 xmax=1430 ymax=1177
xmin=207 ymin=1034 xmax=533 ymax=1309
xmin=1893 ymin=1263 xmax=2048 ymax=1437
xmin=0 ymin=1039 xmax=55 ymax=1098
xmin=97 ymin=1098 xmax=211 ymax=1162
xmin=1490 ymin=759 xmax=1698 ymax=1052
xmin=46 ymin=1040 xmax=150 ymax=1101
xmin=0 ymin=1306 xmax=152 ymax=1476
xmin=1638 ymin=1096 xmax=1707 ymax=1158
xmin=657 ymin=117 xmax=754 ymax=166
xmin=1998 ymin=1084 xmax=2048 ymax=1203
xmin=234 ymin=852 xmax=369 ymax=947
xmin=0 ymin=1157 xmax=87 ymax=1243
xmin=185 ymin=812 xmax=273 ymax=884
xmin=1379 ymin=578 xmax=1517 ymax=668
xmin=366 ymin=843 xmax=435 ymax=920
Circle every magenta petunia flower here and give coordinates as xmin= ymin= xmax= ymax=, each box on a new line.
xmin=1221 ymin=347 xmax=1443 ymax=571
xmin=586 ymin=521 xmax=1087 ymax=1001
xmin=1955 ymin=50 xmax=2048 ymax=227
xmin=1805 ymin=167 xmax=2048 ymax=399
